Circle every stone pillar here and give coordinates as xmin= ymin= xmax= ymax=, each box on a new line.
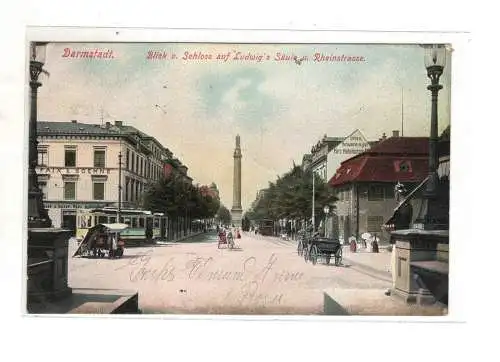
xmin=27 ymin=228 xmax=73 ymax=311
xmin=390 ymin=229 xmax=449 ymax=305
xmin=231 ymin=134 xmax=243 ymax=227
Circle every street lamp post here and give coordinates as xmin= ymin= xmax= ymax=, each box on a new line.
xmin=323 ymin=205 xmax=330 ymax=237
xmin=118 ymin=151 xmax=122 ymax=222
xmin=27 ymin=42 xmax=74 ymax=309
xmin=28 ymin=42 xmax=51 ymax=228
xmin=417 ymin=44 xmax=447 ymax=230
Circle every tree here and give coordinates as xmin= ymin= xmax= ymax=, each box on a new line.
xmin=143 ymin=174 xmax=220 ymax=220
xmin=216 ymin=205 xmax=231 ymax=225
xmin=246 ymin=164 xmax=337 ymax=229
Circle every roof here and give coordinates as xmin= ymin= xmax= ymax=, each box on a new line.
xmin=368 ymin=137 xmax=429 ymax=155
xmin=38 ymin=121 xmax=120 ymax=135
xmin=329 ymin=137 xmax=429 ymax=187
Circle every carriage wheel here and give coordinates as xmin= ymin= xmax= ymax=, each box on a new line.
xmin=303 ymin=246 xmax=309 ymax=263
xmin=297 ymin=240 xmax=304 ymax=256
xmin=310 ymin=245 xmax=318 ymax=265
xmin=335 ymin=247 xmax=343 ymax=266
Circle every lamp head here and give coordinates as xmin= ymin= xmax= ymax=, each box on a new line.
xmin=30 ymin=42 xmax=48 ymax=65
xmin=423 ymin=44 xmax=447 ymax=69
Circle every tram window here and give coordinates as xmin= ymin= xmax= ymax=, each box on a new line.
xmin=98 ymin=216 xmax=107 ymax=224
xmin=154 ymin=218 xmax=160 ymax=228
xmin=123 ymin=218 xmax=131 ymax=226
xmin=139 ymin=218 xmax=145 ymax=228
xmin=131 ymin=218 xmax=138 ymax=228
xmin=109 ymin=216 xmax=116 ymax=223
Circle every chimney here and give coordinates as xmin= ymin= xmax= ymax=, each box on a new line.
xmin=71 ymin=120 xmax=77 ymax=123
xmin=382 ymin=132 xmax=387 ymax=140
xmin=105 ymin=121 xmax=111 ymax=128
xmin=115 ymin=121 xmax=123 ymax=126
xmin=392 ymin=130 xmax=400 ymax=138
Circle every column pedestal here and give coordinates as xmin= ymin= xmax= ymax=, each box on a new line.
xmin=231 ymin=208 xmax=243 ymax=228
xmin=27 ymin=228 xmax=73 ymax=311
xmin=390 ymin=229 xmax=449 ymax=305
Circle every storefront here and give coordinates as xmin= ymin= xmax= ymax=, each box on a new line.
xmin=43 ymin=201 xmax=108 ymax=235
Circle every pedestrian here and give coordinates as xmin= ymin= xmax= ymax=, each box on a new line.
xmin=349 ymin=235 xmax=357 ymax=253
xmin=372 ymin=234 xmax=379 ymax=253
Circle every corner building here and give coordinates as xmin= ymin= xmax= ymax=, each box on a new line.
xmin=36 ymin=120 xmax=173 ymax=234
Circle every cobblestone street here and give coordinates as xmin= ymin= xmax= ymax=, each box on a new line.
xmin=68 ymin=231 xmax=392 ymax=314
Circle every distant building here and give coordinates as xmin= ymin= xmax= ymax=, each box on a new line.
xmin=301 ymin=154 xmax=312 ymax=171
xmin=163 ymin=157 xmax=193 ymax=184
xmin=308 ymin=134 xmax=345 ymax=180
xmin=326 ymin=129 xmax=372 ymax=182
xmin=36 ymin=120 xmax=186 ymax=233
xmin=199 ymin=184 xmax=219 ymax=199
xmin=304 ymin=130 xmax=380 ymax=181
xmin=328 ymin=135 xmax=429 ymax=243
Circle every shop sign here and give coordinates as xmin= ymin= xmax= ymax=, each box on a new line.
xmin=36 ymin=167 xmax=112 ymax=175
xmin=43 ymin=201 xmax=106 ymax=209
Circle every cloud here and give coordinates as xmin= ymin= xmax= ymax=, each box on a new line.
xmin=38 ymin=42 xmax=451 ymax=210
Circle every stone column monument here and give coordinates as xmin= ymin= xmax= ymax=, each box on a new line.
xmin=231 ymin=135 xmax=243 ymax=227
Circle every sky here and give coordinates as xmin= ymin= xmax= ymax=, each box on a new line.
xmin=38 ymin=42 xmax=452 ymax=210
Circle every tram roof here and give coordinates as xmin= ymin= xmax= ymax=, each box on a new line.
xmin=88 ymin=208 xmax=152 ymax=215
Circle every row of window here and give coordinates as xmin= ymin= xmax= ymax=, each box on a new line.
xmin=38 ymin=145 xmax=163 ymax=181
xmin=79 ymin=215 xmax=161 ymax=229
xmin=125 ymin=148 xmax=162 ymax=180
xmin=124 ymin=177 xmax=145 ymax=203
xmin=39 ymin=180 xmax=145 ymax=202
xmin=338 ymin=215 xmax=384 ymax=233
xmin=337 ymin=184 xmax=398 ymax=202
xmin=37 ymin=146 xmax=107 ymax=168
xmin=39 ymin=181 xmax=105 ymax=201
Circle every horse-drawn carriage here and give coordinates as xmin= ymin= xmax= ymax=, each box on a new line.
xmin=298 ymin=233 xmax=343 ymax=266
xmin=73 ymin=223 xmax=128 ymax=259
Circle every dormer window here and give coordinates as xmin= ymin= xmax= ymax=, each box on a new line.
xmin=394 ymin=160 xmax=412 ymax=173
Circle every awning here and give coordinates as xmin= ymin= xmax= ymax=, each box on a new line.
xmin=384 ymin=176 xmax=429 ymax=227
xmin=437 ymin=156 xmax=450 ymax=179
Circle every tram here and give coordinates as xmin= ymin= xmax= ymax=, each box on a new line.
xmin=75 ymin=207 xmax=167 ymax=244
xmin=258 ymin=219 xmax=275 ymax=236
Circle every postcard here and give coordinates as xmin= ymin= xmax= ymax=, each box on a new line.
xmin=25 ymin=33 xmax=452 ymax=316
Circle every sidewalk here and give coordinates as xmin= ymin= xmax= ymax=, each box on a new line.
xmin=341 ymin=247 xmax=392 ymax=280
xmin=155 ymin=231 xmax=205 ymax=244
xmin=250 ymin=232 xmax=392 ymax=279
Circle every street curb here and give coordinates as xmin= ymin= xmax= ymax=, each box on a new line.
xmin=342 ymin=256 xmax=392 ymax=282
xmin=160 ymin=231 xmax=206 ymax=243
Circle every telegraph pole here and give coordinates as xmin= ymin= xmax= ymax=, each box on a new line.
xmin=401 ymin=87 xmax=404 ymax=137
xmin=312 ymin=172 xmax=315 ymax=232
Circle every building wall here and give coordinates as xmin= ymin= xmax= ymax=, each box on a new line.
xmin=36 ymin=133 xmax=167 ymax=231
xmin=326 ymin=130 xmax=371 ymax=181
xmin=331 ymin=183 xmax=402 ymax=243
xmin=37 ymin=138 xmax=121 ymax=200
xmin=357 ymin=183 xmax=399 ymax=243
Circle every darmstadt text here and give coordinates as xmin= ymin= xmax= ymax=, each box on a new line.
xmin=62 ymin=48 xmax=115 ymax=59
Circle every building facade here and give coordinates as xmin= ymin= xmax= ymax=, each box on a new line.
xmin=328 ymin=136 xmax=429 ymax=244
xmin=36 ymin=120 xmax=177 ymax=233
xmin=308 ymin=134 xmax=345 ymax=181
